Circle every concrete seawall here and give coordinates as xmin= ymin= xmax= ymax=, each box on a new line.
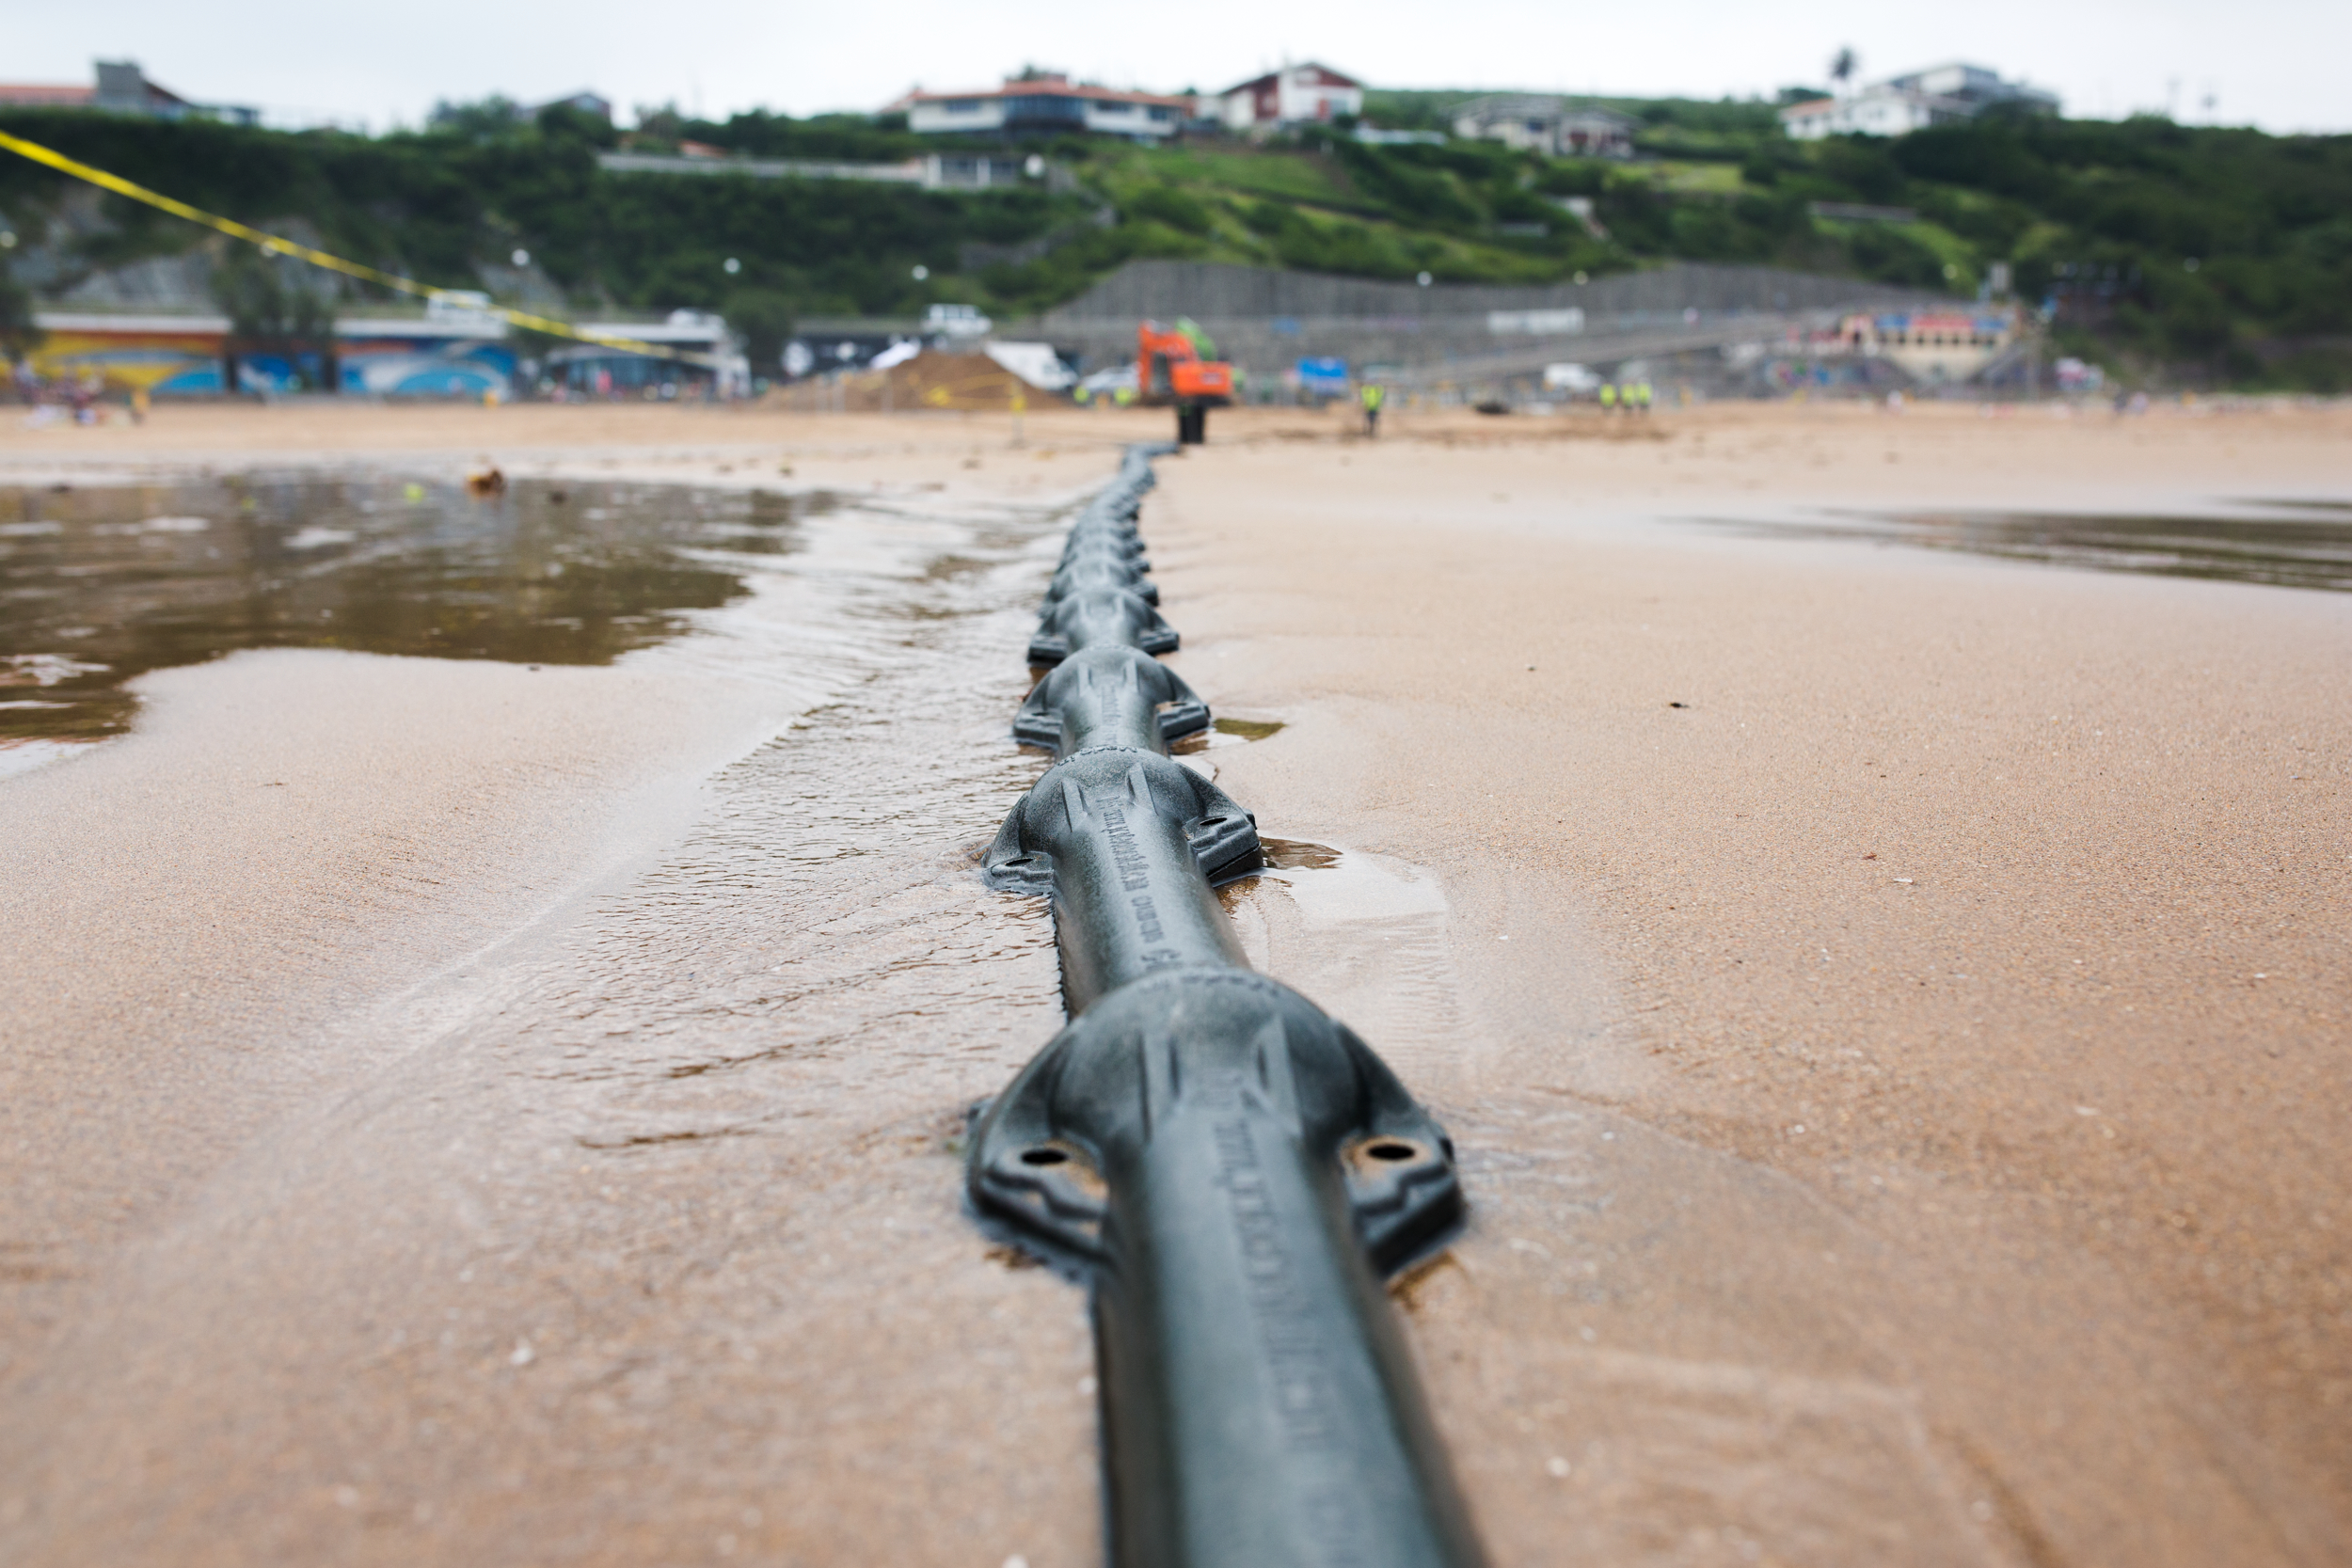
xmin=1007 ymin=259 xmax=1947 ymax=380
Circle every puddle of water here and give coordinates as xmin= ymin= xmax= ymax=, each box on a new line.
xmin=1260 ymin=836 xmax=1340 ymax=871
xmin=1267 ymin=848 xmax=1450 ymax=924
xmin=1212 ymin=715 xmax=1285 ymax=742
xmin=1216 ymin=840 xmax=1470 ymax=1097
xmin=0 ymin=474 xmax=836 ymax=741
xmin=1219 ymin=838 xmax=1449 ymax=920
xmin=1170 ymin=715 xmax=1286 ymax=755
xmin=1699 ymin=504 xmax=2352 ymax=594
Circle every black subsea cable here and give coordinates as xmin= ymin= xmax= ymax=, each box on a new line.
xmin=970 ymin=446 xmax=1486 ymax=1568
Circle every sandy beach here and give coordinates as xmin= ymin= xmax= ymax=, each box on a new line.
xmin=1 ymin=396 xmax=2346 ymax=1566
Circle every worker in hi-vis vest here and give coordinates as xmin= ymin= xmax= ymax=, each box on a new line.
xmin=1359 ymin=380 xmax=1386 ymax=436
xmin=1599 ymin=383 xmax=1618 ymax=412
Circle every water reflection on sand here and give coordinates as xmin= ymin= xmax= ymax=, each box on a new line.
xmin=0 ymin=474 xmax=835 ymax=741
xmin=1700 ymin=501 xmax=2352 ymax=593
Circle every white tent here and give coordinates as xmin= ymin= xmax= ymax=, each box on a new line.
xmin=984 ymin=341 xmax=1075 ymax=391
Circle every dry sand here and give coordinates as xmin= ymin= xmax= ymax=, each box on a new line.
xmin=0 ymin=398 xmax=2346 ymax=1566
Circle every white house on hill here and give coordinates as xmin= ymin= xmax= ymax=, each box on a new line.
xmin=1781 ymin=62 xmax=2059 ymax=139
xmin=896 ymin=74 xmax=1193 ymax=141
xmin=1216 ymin=64 xmax=1362 ymax=131
xmin=1452 ymin=95 xmax=1638 ymax=158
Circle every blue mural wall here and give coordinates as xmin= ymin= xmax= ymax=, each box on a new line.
xmin=336 ymin=335 xmax=518 ymax=396
xmin=27 ymin=320 xmax=519 ymax=398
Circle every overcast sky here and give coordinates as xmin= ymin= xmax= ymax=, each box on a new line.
xmin=11 ymin=0 xmax=2348 ymax=135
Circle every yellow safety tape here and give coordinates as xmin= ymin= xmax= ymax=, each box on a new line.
xmin=0 ymin=127 xmax=707 ymax=366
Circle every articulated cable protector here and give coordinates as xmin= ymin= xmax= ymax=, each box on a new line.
xmin=970 ymin=445 xmax=1487 ymax=1568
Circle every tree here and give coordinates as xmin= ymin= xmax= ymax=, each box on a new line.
xmin=535 ymin=102 xmax=617 ymax=149
xmin=427 ymin=96 xmax=522 ymax=139
xmin=0 ymin=266 xmax=41 ymax=364
xmin=723 ymin=288 xmax=795 ymax=376
xmin=1829 ymin=47 xmax=1859 ymax=94
xmin=210 ymin=247 xmax=337 ymax=392
xmin=632 ymin=102 xmax=687 ymax=141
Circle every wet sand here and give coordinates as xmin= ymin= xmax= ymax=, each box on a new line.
xmin=1 ymin=399 xmax=2347 ymax=1566
xmin=1148 ymin=410 xmax=2352 ymax=1566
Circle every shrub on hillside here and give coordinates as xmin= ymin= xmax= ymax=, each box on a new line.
xmin=1121 ymin=186 xmax=1213 ymax=235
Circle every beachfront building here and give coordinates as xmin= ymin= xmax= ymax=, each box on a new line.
xmin=1836 ymin=308 xmax=2021 ymax=383
xmin=545 ymin=309 xmax=751 ymax=398
xmin=1215 ymin=64 xmax=1363 ymax=132
xmin=21 ymin=301 xmax=749 ymax=399
xmin=896 ymin=74 xmax=1193 ymax=142
xmin=1780 ymin=62 xmax=2058 ymax=139
xmin=24 ymin=304 xmax=515 ymax=398
xmin=0 ymin=59 xmax=258 ymax=125
xmin=1451 ymin=96 xmax=1639 ymax=158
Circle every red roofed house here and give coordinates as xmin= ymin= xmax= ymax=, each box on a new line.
xmin=0 ymin=60 xmax=257 ymax=125
xmin=896 ymin=73 xmax=1193 ymax=142
xmin=0 ymin=82 xmax=95 ymax=111
xmin=1216 ymin=64 xmax=1362 ymax=131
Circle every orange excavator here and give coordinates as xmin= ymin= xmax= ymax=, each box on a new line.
xmin=1136 ymin=318 xmax=1232 ymax=445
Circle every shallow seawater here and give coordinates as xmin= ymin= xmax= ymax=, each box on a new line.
xmin=1700 ymin=503 xmax=2352 ymax=593
xmin=0 ymin=473 xmax=835 ymax=740
xmin=2243 ymin=498 xmax=2352 ymax=514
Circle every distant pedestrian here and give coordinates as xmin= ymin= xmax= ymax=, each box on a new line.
xmin=1359 ymin=380 xmax=1386 ymax=436
xmin=1599 ymin=383 xmax=1618 ymax=412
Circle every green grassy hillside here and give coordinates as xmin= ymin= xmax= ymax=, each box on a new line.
xmin=3 ymin=98 xmax=2346 ymax=388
